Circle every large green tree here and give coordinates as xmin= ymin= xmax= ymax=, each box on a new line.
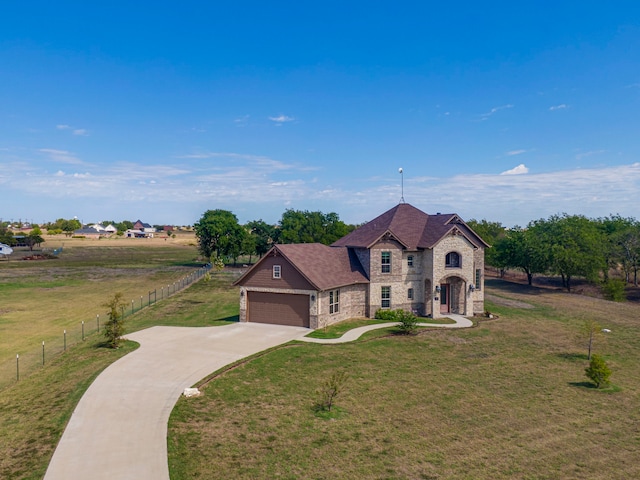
xmin=530 ymin=214 xmax=606 ymax=292
xmin=0 ymin=224 xmax=14 ymax=246
xmin=467 ymin=219 xmax=506 ymax=268
xmin=194 ymin=209 xmax=246 ymax=261
xmin=61 ymin=219 xmax=81 ymax=237
xmin=494 ymin=227 xmax=549 ymax=285
xmin=25 ymin=226 xmax=45 ymax=251
xmin=277 ymin=210 xmax=354 ymax=245
xmin=614 ymin=222 xmax=640 ymax=286
xmin=246 ymin=220 xmax=276 ymax=257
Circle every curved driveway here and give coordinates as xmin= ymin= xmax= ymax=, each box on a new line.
xmin=45 ymin=315 xmax=472 ymax=480
xmin=44 ymin=323 xmax=309 ymax=480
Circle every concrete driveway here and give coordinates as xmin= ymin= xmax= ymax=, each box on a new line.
xmin=44 ymin=323 xmax=309 ymax=480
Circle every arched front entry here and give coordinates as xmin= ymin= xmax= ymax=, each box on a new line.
xmin=435 ymin=275 xmax=469 ymax=316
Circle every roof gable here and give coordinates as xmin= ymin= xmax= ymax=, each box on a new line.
xmin=332 ymin=203 xmax=488 ymax=250
xmin=235 ymin=243 xmax=369 ymax=291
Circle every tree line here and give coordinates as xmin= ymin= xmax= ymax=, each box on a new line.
xmin=468 ymin=213 xmax=640 ymax=295
xmin=194 ymin=209 xmax=355 ymax=264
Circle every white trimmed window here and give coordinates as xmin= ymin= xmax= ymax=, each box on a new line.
xmin=407 ymin=255 xmax=414 ymax=267
xmin=381 ymin=251 xmax=391 ymax=273
xmin=381 ymin=286 xmax=391 ymax=308
xmin=329 ymin=289 xmax=340 ymax=314
xmin=408 ymin=288 xmax=414 ymax=300
xmin=475 ymin=269 xmax=482 ymax=290
xmin=273 ymin=265 xmax=281 ymax=279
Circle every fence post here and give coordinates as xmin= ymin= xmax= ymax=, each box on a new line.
xmin=82 ymin=321 xmax=85 ymax=341
xmin=132 ymin=299 xmax=134 ymax=315
xmin=97 ymin=314 xmax=100 ymax=333
xmin=42 ymin=341 xmax=45 ymax=365
xmin=140 ymin=296 xmax=143 ymax=310
xmin=16 ymin=354 xmax=19 ymax=381
xmin=64 ymin=329 xmax=66 ymax=351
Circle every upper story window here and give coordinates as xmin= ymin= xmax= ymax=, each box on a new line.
xmin=475 ymin=269 xmax=482 ymax=290
xmin=381 ymin=251 xmax=391 ymax=273
xmin=445 ymin=252 xmax=461 ymax=268
xmin=329 ymin=289 xmax=340 ymax=314
xmin=407 ymin=255 xmax=414 ymax=267
xmin=273 ymin=265 xmax=281 ymax=279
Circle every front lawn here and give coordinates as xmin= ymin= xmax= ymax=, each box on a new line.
xmin=168 ymin=280 xmax=640 ymax=479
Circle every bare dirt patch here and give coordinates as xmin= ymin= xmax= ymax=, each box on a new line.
xmin=485 ymin=293 xmax=535 ymax=309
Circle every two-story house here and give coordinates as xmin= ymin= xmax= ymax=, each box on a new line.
xmin=234 ymin=203 xmax=487 ymax=329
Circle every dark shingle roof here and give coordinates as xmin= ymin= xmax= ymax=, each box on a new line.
xmin=332 ymin=203 xmax=488 ymax=250
xmin=274 ymin=243 xmax=369 ymax=290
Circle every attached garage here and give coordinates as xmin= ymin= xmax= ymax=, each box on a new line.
xmin=247 ymin=291 xmax=310 ymax=328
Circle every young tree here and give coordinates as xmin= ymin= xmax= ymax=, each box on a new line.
xmin=585 ymin=354 xmax=611 ymax=388
xmin=582 ymin=319 xmax=603 ymax=360
xmin=103 ymin=292 xmax=126 ymax=348
xmin=314 ymin=371 xmax=348 ymax=412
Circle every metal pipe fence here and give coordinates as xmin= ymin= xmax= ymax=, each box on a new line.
xmin=0 ymin=264 xmax=212 ymax=390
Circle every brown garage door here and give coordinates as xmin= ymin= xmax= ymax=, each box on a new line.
xmin=247 ymin=291 xmax=310 ymax=328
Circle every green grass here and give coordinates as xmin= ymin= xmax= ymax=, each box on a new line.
xmin=0 ymin=339 xmax=138 ymax=480
xmin=0 ymin=266 xmax=239 ymax=480
xmin=305 ymin=318 xmax=390 ymax=338
xmin=306 ymin=317 xmax=457 ymax=339
xmin=167 ymin=278 xmax=640 ymax=480
xmin=0 ymin=243 xmax=207 ymax=387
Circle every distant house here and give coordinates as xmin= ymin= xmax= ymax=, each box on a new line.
xmin=73 ymin=227 xmax=107 ymax=239
xmin=89 ymin=223 xmax=117 ymax=234
xmin=125 ymin=229 xmax=153 ymax=238
xmin=133 ymin=220 xmax=156 ymax=234
xmin=234 ymin=203 xmax=487 ymax=329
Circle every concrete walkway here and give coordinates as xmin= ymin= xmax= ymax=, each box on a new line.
xmin=298 ymin=314 xmax=474 ymax=344
xmin=44 ymin=315 xmax=472 ymax=480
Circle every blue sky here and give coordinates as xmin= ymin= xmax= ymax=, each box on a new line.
xmin=2 ymin=2 xmax=640 ymax=227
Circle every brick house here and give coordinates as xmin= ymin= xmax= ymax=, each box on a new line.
xmin=234 ymin=203 xmax=487 ymax=329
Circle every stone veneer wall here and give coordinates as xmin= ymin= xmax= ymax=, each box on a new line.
xmin=316 ymin=284 xmax=367 ymax=329
xmin=431 ymin=232 xmax=483 ymax=318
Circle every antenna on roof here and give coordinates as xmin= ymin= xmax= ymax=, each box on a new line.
xmin=398 ymin=167 xmax=405 ymax=203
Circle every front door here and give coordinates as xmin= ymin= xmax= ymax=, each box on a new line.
xmin=440 ymin=284 xmax=450 ymax=314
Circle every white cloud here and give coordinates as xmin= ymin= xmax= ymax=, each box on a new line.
xmin=575 ymin=149 xmax=605 ymax=160
xmin=6 ymin=145 xmax=640 ymax=229
xmin=500 ymin=164 xmax=529 ymax=175
xmin=506 ymin=149 xmax=527 ymax=156
xmin=56 ymin=124 xmax=88 ymax=136
xmin=268 ymin=115 xmax=295 ymax=124
xmin=549 ymin=104 xmax=567 ymax=111
xmin=39 ymin=148 xmax=85 ymax=165
xmin=234 ymin=115 xmax=250 ymax=127
xmin=479 ymin=104 xmax=513 ymax=120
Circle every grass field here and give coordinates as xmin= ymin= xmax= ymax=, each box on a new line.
xmin=2 ymin=253 xmax=640 ymax=479
xmin=167 ymin=279 xmax=640 ymax=480
xmin=0 ymin=258 xmax=240 ymax=479
xmin=0 ymin=237 xmax=205 ymax=388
